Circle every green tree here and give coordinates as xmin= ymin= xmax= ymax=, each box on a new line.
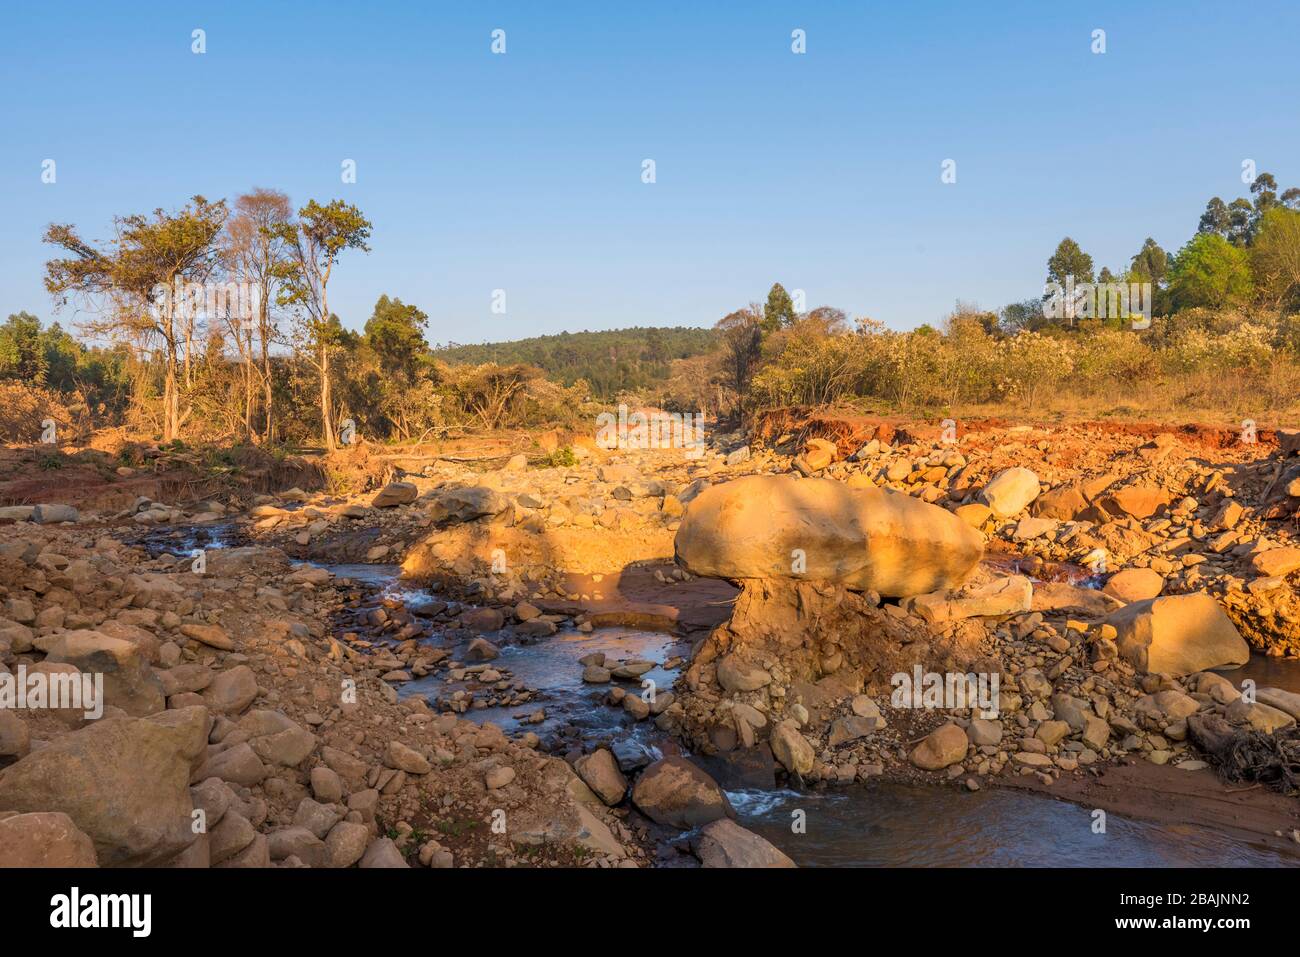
xmin=43 ymin=195 xmax=228 ymax=440
xmin=0 ymin=312 xmax=49 ymax=383
xmin=1046 ymin=237 xmax=1095 ymax=289
xmin=763 ymin=283 xmax=797 ymax=331
xmin=1129 ymin=238 xmax=1168 ymax=286
xmin=364 ymin=295 xmax=429 ymax=379
xmin=1166 ymin=233 xmax=1254 ymax=311
xmin=275 ymin=199 xmax=372 ymax=449
xmin=1250 ymin=207 xmax=1300 ymax=312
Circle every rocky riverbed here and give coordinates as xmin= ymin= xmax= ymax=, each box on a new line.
xmin=3 ymin=417 xmax=1300 ymax=867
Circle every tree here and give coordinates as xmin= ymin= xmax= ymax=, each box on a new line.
xmin=716 ymin=306 xmax=764 ymax=402
xmin=364 ymin=295 xmax=429 ymax=379
xmin=763 ymin=283 xmax=797 ymax=331
xmin=1250 ymin=207 xmax=1300 ymax=312
xmin=275 ymin=200 xmax=371 ymax=449
xmin=1166 ymin=233 xmax=1253 ymax=311
xmin=1045 ymin=237 xmax=1095 ymax=289
xmin=0 ymin=312 xmax=49 ymax=383
xmin=1199 ymin=173 xmax=1290 ymax=246
xmin=44 ymin=196 xmax=228 ymax=440
xmin=225 ymin=188 xmax=293 ymax=442
xmin=1129 ymin=237 xmax=1168 ymax=286
xmin=1000 ymin=298 xmax=1048 ymax=334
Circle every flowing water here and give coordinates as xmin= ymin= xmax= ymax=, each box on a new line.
xmin=134 ymin=524 xmax=1300 ymax=867
xmin=728 ymin=784 xmax=1295 ymax=867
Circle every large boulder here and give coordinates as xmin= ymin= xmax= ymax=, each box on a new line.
xmin=674 ymin=475 xmax=982 ymax=597
xmin=429 ymin=487 xmax=507 ymax=523
xmin=770 ymin=720 xmax=815 ymax=775
xmin=574 ymin=749 xmax=627 ymax=806
xmin=631 ymin=757 xmax=734 ymax=828
xmin=1103 ymin=567 xmax=1165 ymax=603
xmin=979 ymin=468 xmax=1040 ymax=518
xmin=371 ymin=481 xmax=418 ymax=508
xmin=0 ymin=707 xmax=208 ymax=866
xmin=40 ymin=630 xmax=165 ymax=717
xmin=909 ymin=723 xmax=969 ymax=771
xmin=693 ymin=819 xmax=796 ymax=868
xmin=1106 ymin=593 xmax=1250 ymax=676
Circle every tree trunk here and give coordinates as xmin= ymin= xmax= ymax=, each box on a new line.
xmin=320 ymin=344 xmax=335 ymax=451
xmin=260 ymin=288 xmax=274 ymax=443
xmin=163 ymin=347 xmax=178 ymax=441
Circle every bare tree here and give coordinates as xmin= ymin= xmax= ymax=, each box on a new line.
xmin=225 ymin=188 xmax=293 ymax=441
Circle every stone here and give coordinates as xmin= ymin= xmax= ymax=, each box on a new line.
xmin=360 ymin=836 xmax=409 ymax=868
xmin=0 ymin=707 xmax=207 ymax=866
xmin=325 ymin=820 xmax=371 ymax=867
xmin=32 ymin=503 xmax=79 ymax=524
xmin=1256 ymin=687 xmax=1300 ymax=721
xmin=209 ymin=810 xmax=256 ymax=865
xmin=0 ymin=812 xmax=98 ymax=867
xmin=631 ymin=757 xmax=734 ymax=828
xmin=802 ymin=437 xmax=838 ymax=471
xmin=1103 ymin=568 xmax=1165 ymax=603
xmin=267 ymin=826 xmax=329 ymax=868
xmin=371 ymin=481 xmax=418 ymax=507
xmin=485 ymin=766 xmax=516 ymax=789
xmin=430 ymin=486 xmax=507 ymax=523
xmin=955 ymin=503 xmax=992 ymax=528
xmin=201 ymin=665 xmax=259 ymax=714
xmin=42 ymin=631 xmax=165 ymax=717
xmin=1106 ymin=593 xmax=1250 ymax=676
xmin=574 ymin=748 xmax=628 ymax=806
xmin=463 ymin=611 xmax=504 ymax=635
xmin=1135 ymin=689 xmax=1200 ymax=722
xmin=1032 ymin=484 xmax=1088 ymax=520
xmin=828 ymin=714 xmax=881 ymax=746
xmin=675 ymin=474 xmax=983 ymax=597
xmin=310 ymin=766 xmax=345 ymax=804
xmin=464 ymin=637 xmax=500 ymax=661
xmin=1036 ymin=720 xmax=1070 ymax=748
xmin=194 ymin=742 xmax=268 ymax=787
xmin=386 ymin=740 xmax=430 ymax=774
xmin=909 ymin=723 xmax=968 ymax=770
xmin=967 ymin=717 xmax=1003 ymax=746
xmin=1101 ymin=485 xmax=1169 ymax=519
xmin=715 ymin=654 xmax=771 ymax=693
xmin=979 ymin=468 xmax=1040 ymax=518
xmin=1251 ymin=547 xmax=1300 ymax=579
xmin=0 ymin=710 xmax=32 ymax=760
xmin=694 ymin=818 xmax=796 ymax=868
xmin=214 ymin=832 xmax=269 ymax=868
xmin=179 ymin=622 xmax=235 ymax=650
xmin=1226 ymin=699 xmax=1296 ymax=733
xmin=770 ymin=720 xmax=815 ymax=775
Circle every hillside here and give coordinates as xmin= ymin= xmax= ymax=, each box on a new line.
xmin=432 ymin=326 xmax=716 ymax=397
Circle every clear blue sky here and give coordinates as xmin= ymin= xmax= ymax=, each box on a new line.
xmin=2 ymin=1 xmax=1297 ymax=342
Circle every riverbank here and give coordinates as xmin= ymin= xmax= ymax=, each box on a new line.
xmin=4 ymin=414 xmax=1300 ymax=867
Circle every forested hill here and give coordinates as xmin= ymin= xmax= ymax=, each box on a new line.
xmin=432 ymin=326 xmax=716 ymax=396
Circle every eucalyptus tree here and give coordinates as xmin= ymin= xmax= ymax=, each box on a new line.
xmin=44 ymin=196 xmax=228 ymax=440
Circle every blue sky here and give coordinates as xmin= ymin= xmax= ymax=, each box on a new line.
xmin=1 ymin=1 xmax=1297 ymax=342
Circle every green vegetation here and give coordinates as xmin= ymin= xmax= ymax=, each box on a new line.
xmin=7 ymin=171 xmax=1300 ymax=446
xmin=433 ymin=326 xmax=716 ymax=398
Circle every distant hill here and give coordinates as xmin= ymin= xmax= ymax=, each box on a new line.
xmin=432 ymin=326 xmax=716 ymax=397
